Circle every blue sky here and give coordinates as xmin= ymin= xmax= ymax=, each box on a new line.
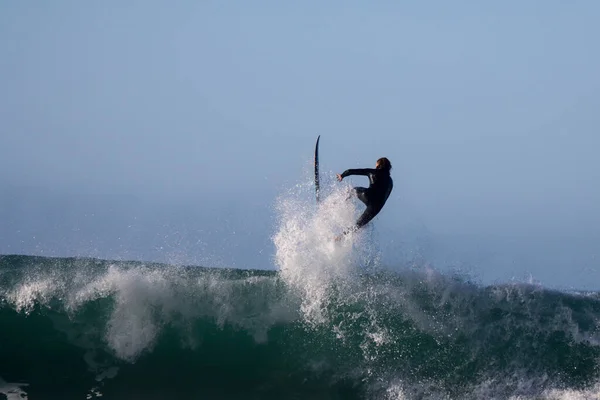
xmin=1 ymin=2 xmax=599 ymax=288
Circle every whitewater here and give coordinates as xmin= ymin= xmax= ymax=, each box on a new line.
xmin=1 ymin=180 xmax=600 ymax=399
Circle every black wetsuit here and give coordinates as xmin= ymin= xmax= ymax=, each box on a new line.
xmin=341 ymin=168 xmax=393 ymax=232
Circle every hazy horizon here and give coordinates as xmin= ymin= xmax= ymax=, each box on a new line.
xmin=2 ymin=2 xmax=599 ymax=289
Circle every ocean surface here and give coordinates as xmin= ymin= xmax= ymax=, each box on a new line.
xmin=1 ymin=188 xmax=600 ymax=399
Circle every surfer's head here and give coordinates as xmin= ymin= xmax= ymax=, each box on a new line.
xmin=376 ymin=157 xmax=392 ymax=172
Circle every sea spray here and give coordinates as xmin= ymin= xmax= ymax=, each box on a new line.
xmin=273 ymin=183 xmax=363 ymax=325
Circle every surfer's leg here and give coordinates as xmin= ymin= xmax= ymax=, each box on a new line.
xmin=355 ymin=206 xmax=377 ymax=229
xmin=353 ymin=187 xmax=369 ymax=205
xmin=336 ymin=190 xmax=376 ymax=241
xmin=339 ymin=206 xmax=377 ymax=238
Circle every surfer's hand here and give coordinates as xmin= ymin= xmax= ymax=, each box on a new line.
xmin=336 ymin=174 xmax=343 ymax=181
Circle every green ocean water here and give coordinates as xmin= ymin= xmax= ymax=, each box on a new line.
xmin=1 ymin=254 xmax=600 ymax=399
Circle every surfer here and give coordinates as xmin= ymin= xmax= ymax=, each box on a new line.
xmin=336 ymin=157 xmax=393 ymax=239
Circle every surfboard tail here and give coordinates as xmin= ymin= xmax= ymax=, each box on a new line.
xmin=314 ymin=135 xmax=320 ymax=203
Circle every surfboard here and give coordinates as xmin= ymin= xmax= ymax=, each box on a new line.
xmin=314 ymin=135 xmax=321 ymax=203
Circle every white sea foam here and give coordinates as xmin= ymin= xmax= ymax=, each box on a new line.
xmin=273 ymin=180 xmax=370 ymax=325
xmin=5 ymin=276 xmax=58 ymax=314
xmin=382 ymin=379 xmax=600 ymax=400
xmin=0 ymin=377 xmax=29 ymax=400
xmin=2 ymin=260 xmax=294 ymax=362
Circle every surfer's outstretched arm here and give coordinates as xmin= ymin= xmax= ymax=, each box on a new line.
xmin=342 ymin=169 xmax=376 ymax=178
xmin=337 ymin=169 xmax=376 ymax=181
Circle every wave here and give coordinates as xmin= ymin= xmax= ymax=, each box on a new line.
xmin=1 ymin=183 xmax=600 ymax=399
xmin=1 ymin=252 xmax=600 ymax=399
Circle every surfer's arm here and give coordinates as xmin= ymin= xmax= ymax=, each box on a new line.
xmin=340 ymin=169 xmax=376 ymax=179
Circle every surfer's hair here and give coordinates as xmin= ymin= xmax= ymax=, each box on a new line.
xmin=376 ymin=157 xmax=392 ymax=172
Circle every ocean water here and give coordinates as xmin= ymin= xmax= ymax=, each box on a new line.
xmin=1 ymin=186 xmax=600 ymax=399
